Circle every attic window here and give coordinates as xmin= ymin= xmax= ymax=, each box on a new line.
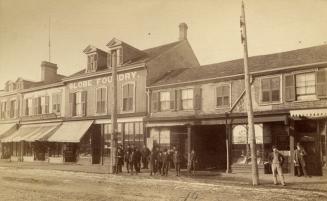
xmin=87 ymin=54 xmax=97 ymax=72
xmin=109 ymin=48 xmax=123 ymax=67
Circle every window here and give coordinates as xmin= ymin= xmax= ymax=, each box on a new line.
xmin=9 ymin=100 xmax=16 ymax=118
xmin=70 ymin=91 xmax=87 ymax=116
xmin=24 ymin=99 xmax=33 ymax=116
xmin=109 ymin=48 xmax=123 ymax=67
xmin=41 ymin=96 xmax=50 ymax=114
xmin=33 ymin=97 xmax=42 ymax=115
xmin=96 ymin=87 xmax=107 ymax=114
xmin=87 ymin=54 xmax=97 ymax=72
xmin=216 ymin=85 xmax=231 ymax=107
xmin=181 ymin=88 xmax=193 ymax=110
xmin=52 ymin=93 xmax=61 ymax=114
xmin=295 ymin=73 xmax=316 ymax=101
xmin=122 ymin=83 xmax=134 ymax=112
xmin=0 ymin=101 xmax=6 ymax=119
xmin=159 ymin=91 xmax=170 ymax=111
xmin=260 ymin=77 xmax=280 ymax=103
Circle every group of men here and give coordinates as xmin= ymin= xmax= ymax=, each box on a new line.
xmin=268 ymin=142 xmax=309 ymax=186
xmin=114 ymin=145 xmax=198 ymax=177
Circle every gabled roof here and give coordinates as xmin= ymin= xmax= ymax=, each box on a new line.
xmin=151 ymin=44 xmax=327 ymax=87
xmin=83 ymin=45 xmax=106 ymax=54
xmin=143 ymin=41 xmax=182 ymax=59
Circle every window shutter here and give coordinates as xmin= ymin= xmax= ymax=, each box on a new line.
xmin=316 ymin=69 xmax=327 ymax=98
xmin=45 ymin=96 xmax=49 ymax=113
xmin=151 ymin=92 xmax=159 ymax=113
xmin=193 ymin=87 xmax=202 ymax=110
xmin=170 ymin=90 xmax=176 ymax=110
xmin=32 ymin=98 xmax=37 ymax=115
xmin=69 ymin=93 xmax=74 ymax=116
xmin=107 ymin=53 xmax=111 ymax=68
xmin=176 ymin=89 xmax=182 ymax=110
xmin=285 ymin=74 xmax=295 ymax=101
xmin=81 ymin=91 xmax=87 ymax=116
xmin=16 ymin=99 xmax=19 ymax=117
xmin=23 ymin=99 xmax=27 ymax=116
xmin=96 ymin=88 xmax=101 ymax=113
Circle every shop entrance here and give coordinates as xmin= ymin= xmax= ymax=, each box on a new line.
xmin=193 ymin=125 xmax=226 ymax=171
xmin=295 ymin=120 xmax=322 ymax=176
xmin=91 ymin=124 xmax=101 ymax=164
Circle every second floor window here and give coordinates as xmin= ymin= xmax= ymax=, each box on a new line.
xmin=122 ymin=83 xmax=134 ymax=112
xmin=261 ymin=77 xmax=280 ymax=103
xmin=9 ymin=100 xmax=16 ymax=118
xmin=52 ymin=93 xmax=61 ymax=114
xmin=295 ymin=73 xmax=316 ymax=101
xmin=181 ymin=89 xmax=193 ymax=110
xmin=0 ymin=101 xmax=6 ymax=119
xmin=216 ymin=85 xmax=230 ymax=107
xmin=96 ymin=87 xmax=107 ymax=114
xmin=70 ymin=91 xmax=87 ymax=117
xmin=24 ymin=98 xmax=33 ymax=116
xmin=41 ymin=96 xmax=50 ymax=114
xmin=159 ymin=91 xmax=170 ymax=111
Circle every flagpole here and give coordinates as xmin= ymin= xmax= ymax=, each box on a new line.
xmin=241 ymin=1 xmax=259 ymax=185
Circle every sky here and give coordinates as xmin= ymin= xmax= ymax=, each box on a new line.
xmin=1 ymin=0 xmax=327 ymax=86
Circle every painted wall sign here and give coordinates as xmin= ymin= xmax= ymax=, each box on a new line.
xmin=68 ymin=71 xmax=137 ymax=90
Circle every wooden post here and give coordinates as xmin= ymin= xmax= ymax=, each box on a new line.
xmin=241 ymin=1 xmax=259 ymax=185
xmin=325 ymin=121 xmax=327 ymax=168
xmin=187 ymin=125 xmax=192 ymax=171
xmin=110 ymin=53 xmax=118 ymax=174
xmin=289 ymin=119 xmax=295 ymax=176
xmin=225 ymin=113 xmax=231 ymax=173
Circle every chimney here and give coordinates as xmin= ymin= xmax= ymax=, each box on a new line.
xmin=41 ymin=61 xmax=58 ymax=83
xmin=179 ymin=23 xmax=188 ymax=41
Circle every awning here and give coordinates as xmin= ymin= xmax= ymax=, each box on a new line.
xmin=1 ymin=123 xmax=61 ymax=143
xmin=0 ymin=123 xmax=17 ymax=141
xmin=290 ymin=109 xmax=327 ymax=119
xmin=146 ymin=122 xmax=189 ymax=128
xmin=47 ymin=120 xmax=93 ymax=143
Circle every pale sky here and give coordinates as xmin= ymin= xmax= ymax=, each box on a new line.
xmin=1 ymin=0 xmax=327 ymax=86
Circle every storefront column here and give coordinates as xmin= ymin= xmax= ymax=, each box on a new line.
xmin=289 ymin=119 xmax=295 ymax=176
xmin=20 ymin=141 xmax=24 ymax=162
xmin=225 ymin=114 xmax=231 ymax=173
xmin=187 ymin=125 xmax=192 ymax=171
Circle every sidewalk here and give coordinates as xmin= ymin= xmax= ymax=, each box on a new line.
xmin=1 ymin=160 xmax=326 ymax=192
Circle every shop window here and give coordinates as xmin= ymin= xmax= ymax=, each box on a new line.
xmin=122 ymin=83 xmax=134 ymax=112
xmin=181 ymin=88 xmax=193 ymax=110
xmin=216 ymin=85 xmax=231 ymax=107
xmin=103 ymin=123 xmax=123 ymax=157
xmin=260 ymin=76 xmax=280 ymax=103
xmin=24 ymin=142 xmax=33 ymax=156
xmin=52 ymin=93 xmax=61 ymax=114
xmin=49 ymin=143 xmax=62 ymax=157
xmin=80 ymin=133 xmax=92 ymax=157
xmin=70 ymin=91 xmax=87 ymax=117
xmin=159 ymin=91 xmax=170 ymax=111
xmin=96 ymin=87 xmax=107 ymax=114
xmin=124 ymin=122 xmax=134 ymax=145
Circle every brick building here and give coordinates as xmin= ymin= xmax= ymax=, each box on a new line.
xmin=147 ymin=45 xmax=327 ymax=175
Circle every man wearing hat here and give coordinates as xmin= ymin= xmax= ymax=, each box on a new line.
xmin=294 ymin=142 xmax=308 ymax=177
xmin=269 ymin=145 xmax=286 ymax=186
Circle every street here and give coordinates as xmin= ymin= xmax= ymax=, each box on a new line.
xmin=0 ymin=166 xmax=327 ymax=201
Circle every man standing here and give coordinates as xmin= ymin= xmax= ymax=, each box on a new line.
xmin=173 ymin=149 xmax=181 ymax=176
xmin=269 ymin=145 xmax=286 ymax=186
xmin=141 ymin=145 xmax=150 ymax=169
xmin=294 ymin=142 xmax=308 ymax=177
xmin=149 ymin=147 xmax=158 ymax=176
xmin=162 ymin=149 xmax=169 ymax=176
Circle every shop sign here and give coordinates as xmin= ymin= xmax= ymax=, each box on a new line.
xmin=69 ymin=71 xmax=137 ymax=90
xmin=232 ymin=124 xmax=264 ymax=144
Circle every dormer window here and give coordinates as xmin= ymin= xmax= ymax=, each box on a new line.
xmin=87 ymin=54 xmax=97 ymax=72
xmin=108 ymin=48 xmax=123 ymax=68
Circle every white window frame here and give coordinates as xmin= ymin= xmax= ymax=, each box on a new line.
xmin=259 ymin=75 xmax=283 ymax=105
xmin=181 ymin=88 xmax=194 ymax=110
xmin=9 ymin=99 xmax=16 ymax=118
xmin=295 ymin=72 xmax=317 ymax=101
xmin=121 ymin=81 xmax=135 ymax=113
xmin=87 ymin=53 xmax=97 ymax=72
xmin=52 ymin=93 xmax=61 ymax=114
xmin=96 ymin=86 xmax=107 ymax=114
xmin=215 ymin=83 xmax=232 ymax=109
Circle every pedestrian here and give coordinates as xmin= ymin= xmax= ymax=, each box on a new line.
xmin=129 ymin=149 xmax=136 ymax=175
xmin=189 ymin=149 xmax=198 ymax=176
xmin=124 ymin=146 xmax=131 ymax=173
xmin=162 ymin=149 xmax=169 ymax=176
xmin=141 ymin=145 xmax=151 ymax=169
xmin=269 ymin=145 xmax=286 ymax=186
xmin=294 ymin=142 xmax=308 ymax=177
xmin=173 ymin=149 xmax=182 ymax=176
xmin=168 ymin=147 xmax=174 ymax=170
xmin=149 ymin=147 xmax=158 ymax=176
xmin=134 ymin=147 xmax=142 ymax=173
xmin=157 ymin=150 xmax=163 ymax=175
xmin=116 ymin=145 xmax=124 ymax=173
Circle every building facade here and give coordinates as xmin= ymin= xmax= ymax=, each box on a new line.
xmin=147 ymin=45 xmax=327 ymax=175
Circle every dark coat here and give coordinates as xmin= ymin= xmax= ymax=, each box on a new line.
xmin=294 ymin=148 xmax=307 ymax=166
xmin=268 ymin=151 xmax=284 ymax=166
xmin=173 ymin=151 xmax=182 ymax=164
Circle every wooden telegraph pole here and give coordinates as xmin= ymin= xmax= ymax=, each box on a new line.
xmin=240 ymin=1 xmax=259 ymax=185
xmin=110 ymin=53 xmax=118 ymax=174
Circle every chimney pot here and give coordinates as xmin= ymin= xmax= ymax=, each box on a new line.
xmin=41 ymin=61 xmax=58 ymax=83
xmin=179 ymin=23 xmax=188 ymax=41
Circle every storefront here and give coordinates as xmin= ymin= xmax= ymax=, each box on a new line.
xmin=0 ymin=123 xmax=17 ymax=159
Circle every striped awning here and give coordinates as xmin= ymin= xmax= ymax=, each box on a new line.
xmin=290 ymin=109 xmax=327 ymax=119
xmin=0 ymin=123 xmax=17 ymax=141
xmin=1 ymin=123 xmax=61 ymax=142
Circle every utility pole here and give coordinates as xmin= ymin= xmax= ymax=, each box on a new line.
xmin=240 ymin=1 xmax=259 ymax=185
xmin=110 ymin=54 xmax=118 ymax=174
xmin=48 ymin=16 xmax=51 ymax=62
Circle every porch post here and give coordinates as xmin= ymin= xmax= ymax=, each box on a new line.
xmin=225 ymin=113 xmax=231 ymax=173
xmin=289 ymin=119 xmax=295 ymax=176
xmin=187 ymin=124 xmax=192 ymax=171
xmin=325 ymin=120 xmax=327 ymax=168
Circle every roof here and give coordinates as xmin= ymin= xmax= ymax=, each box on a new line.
xmin=67 ymin=40 xmax=183 ymax=79
xmin=152 ymin=44 xmax=327 ymax=86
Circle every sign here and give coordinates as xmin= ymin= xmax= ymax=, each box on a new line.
xmin=232 ymin=124 xmax=265 ymax=144
xmin=69 ymin=71 xmax=137 ymax=90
